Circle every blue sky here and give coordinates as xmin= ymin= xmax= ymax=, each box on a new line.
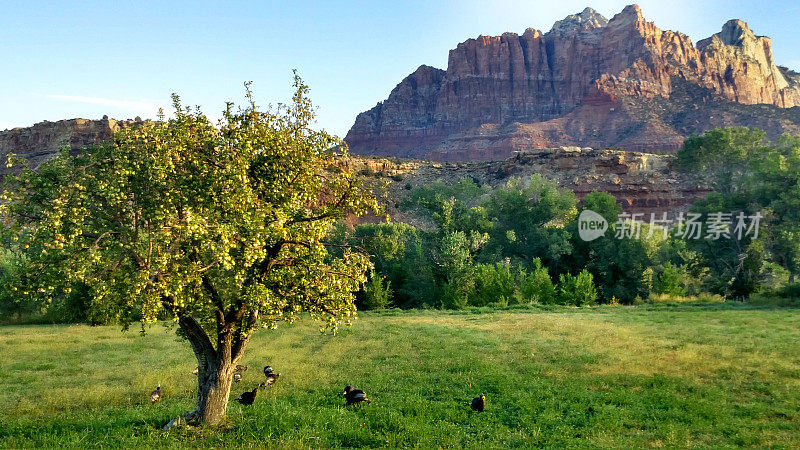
xmin=1 ymin=0 xmax=798 ymax=136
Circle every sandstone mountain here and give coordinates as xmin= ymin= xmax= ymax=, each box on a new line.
xmin=345 ymin=5 xmax=800 ymax=161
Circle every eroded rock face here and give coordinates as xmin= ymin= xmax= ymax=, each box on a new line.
xmin=0 ymin=118 xmax=136 ymax=174
xmin=353 ymin=147 xmax=711 ymax=228
xmin=485 ymin=147 xmax=707 ymax=214
xmin=346 ymin=65 xmax=446 ymax=158
xmin=345 ymin=4 xmax=800 ymax=161
xmin=696 ymin=19 xmax=794 ymax=106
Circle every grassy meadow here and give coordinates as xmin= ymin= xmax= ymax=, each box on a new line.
xmin=1 ymin=303 xmax=800 ymax=448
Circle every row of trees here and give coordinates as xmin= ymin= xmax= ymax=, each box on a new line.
xmin=678 ymin=128 xmax=800 ymax=299
xmin=360 ymin=252 xmax=597 ymax=310
xmin=342 ymin=127 xmax=800 ymax=310
xmin=338 ymin=176 xmax=689 ymax=309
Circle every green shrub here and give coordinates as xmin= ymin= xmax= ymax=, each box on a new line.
xmin=748 ymin=293 xmax=800 ymax=307
xmin=748 ymin=282 xmax=800 ymax=307
xmin=0 ymin=250 xmax=36 ymax=321
xmin=472 ymin=262 xmax=514 ymax=307
xmin=442 ymin=279 xmax=470 ymax=310
xmin=438 ymin=231 xmax=485 ymax=309
xmin=362 ymin=273 xmax=392 ymax=310
xmin=518 ymin=258 xmax=556 ymax=304
xmin=0 ymin=251 xmax=101 ymax=324
xmin=776 ymin=282 xmax=800 ymax=299
xmin=654 ymin=262 xmax=686 ymax=296
xmin=558 ymin=270 xmax=597 ymax=306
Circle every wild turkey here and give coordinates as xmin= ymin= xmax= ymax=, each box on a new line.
xmin=264 ymin=366 xmax=280 ymax=385
xmin=265 ymin=372 xmax=280 ymax=385
xmin=343 ymin=385 xmax=370 ymax=406
xmin=235 ymin=383 xmax=264 ymax=406
xmin=150 ymin=385 xmax=162 ymax=403
xmin=469 ymin=394 xmax=486 ymax=412
xmin=233 ymin=364 xmax=247 ymax=382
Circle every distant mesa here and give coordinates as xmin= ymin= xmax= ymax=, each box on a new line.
xmin=0 ymin=118 xmax=137 ymax=176
xmin=344 ymin=4 xmax=800 ymax=162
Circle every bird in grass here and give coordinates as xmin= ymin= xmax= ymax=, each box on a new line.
xmin=343 ymin=385 xmax=370 ymax=406
xmin=265 ymin=372 xmax=280 ymax=385
xmin=235 ymin=383 xmax=264 ymax=406
xmin=264 ymin=366 xmax=280 ymax=385
xmin=469 ymin=394 xmax=486 ymax=412
xmin=233 ymin=364 xmax=247 ymax=382
xmin=150 ymin=385 xmax=162 ymax=403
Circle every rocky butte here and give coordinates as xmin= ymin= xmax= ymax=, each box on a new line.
xmin=345 ymin=5 xmax=800 ymax=161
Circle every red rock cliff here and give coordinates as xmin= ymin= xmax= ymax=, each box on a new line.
xmin=345 ymin=5 xmax=800 ymax=161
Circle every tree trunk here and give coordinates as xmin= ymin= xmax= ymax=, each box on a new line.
xmin=179 ymin=315 xmax=236 ymax=425
xmin=195 ymin=359 xmax=235 ymax=425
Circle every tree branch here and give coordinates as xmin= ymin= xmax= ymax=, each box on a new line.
xmin=231 ymin=309 xmax=258 ymax=362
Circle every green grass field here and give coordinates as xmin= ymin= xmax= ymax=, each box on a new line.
xmin=2 ymin=303 xmax=800 ymax=448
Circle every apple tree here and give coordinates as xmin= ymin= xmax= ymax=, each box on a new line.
xmin=0 ymin=76 xmax=379 ymax=424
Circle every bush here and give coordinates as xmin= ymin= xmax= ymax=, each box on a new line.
xmin=748 ymin=282 xmax=800 ymax=307
xmin=0 ymin=278 xmax=103 ymax=325
xmin=0 ymin=249 xmax=34 ymax=321
xmin=558 ymin=270 xmax=597 ymax=306
xmin=518 ymin=258 xmax=556 ymax=304
xmin=748 ymin=293 xmax=800 ymax=307
xmin=362 ymin=272 xmax=392 ymax=310
xmin=775 ymin=282 xmax=800 ymax=299
xmin=442 ymin=279 xmax=470 ymax=310
xmin=352 ymin=222 xmax=435 ymax=308
xmin=653 ymin=262 xmax=686 ymax=296
xmin=0 ymin=251 xmax=101 ymax=324
xmin=438 ymin=231 xmax=485 ymax=309
xmin=472 ymin=262 xmax=514 ymax=307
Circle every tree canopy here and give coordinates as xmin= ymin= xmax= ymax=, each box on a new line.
xmin=678 ymin=127 xmax=800 ymax=295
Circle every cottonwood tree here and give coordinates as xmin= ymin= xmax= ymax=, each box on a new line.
xmin=0 ymin=76 xmax=380 ymax=424
xmin=678 ymin=128 xmax=800 ymax=293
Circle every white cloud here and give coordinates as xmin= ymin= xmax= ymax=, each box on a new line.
xmin=46 ymin=94 xmax=162 ymax=115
